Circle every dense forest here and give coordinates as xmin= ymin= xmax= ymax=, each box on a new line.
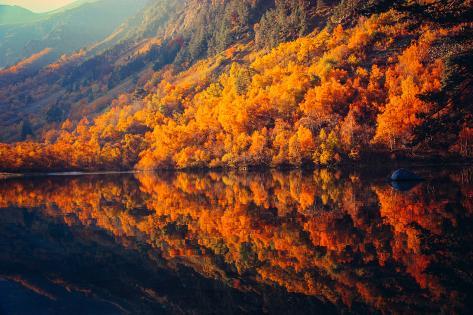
xmin=0 ymin=0 xmax=472 ymax=171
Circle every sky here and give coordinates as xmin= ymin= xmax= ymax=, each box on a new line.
xmin=0 ymin=0 xmax=76 ymax=12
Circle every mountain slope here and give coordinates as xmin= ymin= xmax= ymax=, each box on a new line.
xmin=0 ymin=0 xmax=330 ymax=142
xmin=0 ymin=0 xmax=471 ymax=171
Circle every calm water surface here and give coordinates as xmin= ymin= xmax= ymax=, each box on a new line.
xmin=0 ymin=167 xmax=472 ymax=314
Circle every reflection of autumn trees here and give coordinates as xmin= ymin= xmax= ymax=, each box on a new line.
xmin=0 ymin=170 xmax=472 ymax=313
xmin=374 ymin=180 xmax=473 ymax=312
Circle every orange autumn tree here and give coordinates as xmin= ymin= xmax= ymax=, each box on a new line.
xmin=373 ymin=30 xmax=444 ymax=150
xmin=0 ymin=10 xmax=466 ymax=172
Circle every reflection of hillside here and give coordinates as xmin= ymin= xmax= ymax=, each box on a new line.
xmin=0 ymin=169 xmax=472 ymax=314
xmin=0 ymin=200 xmax=333 ymax=314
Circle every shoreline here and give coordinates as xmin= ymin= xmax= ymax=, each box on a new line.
xmin=1 ymin=160 xmax=472 ymax=178
xmin=0 ymin=173 xmax=23 ymax=179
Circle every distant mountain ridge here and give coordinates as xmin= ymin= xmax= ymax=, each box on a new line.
xmin=0 ymin=1 xmax=98 ymax=26
xmin=0 ymin=5 xmax=43 ymax=25
xmin=48 ymin=0 xmax=101 ymax=14
xmin=0 ymin=0 xmax=147 ymax=69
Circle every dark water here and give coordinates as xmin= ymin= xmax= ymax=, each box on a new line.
xmin=0 ymin=166 xmax=472 ymax=314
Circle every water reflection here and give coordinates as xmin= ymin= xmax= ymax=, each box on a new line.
xmin=0 ymin=168 xmax=472 ymax=314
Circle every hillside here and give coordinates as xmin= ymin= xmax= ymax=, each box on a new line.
xmin=0 ymin=0 xmax=472 ymax=171
xmin=0 ymin=0 xmax=385 ymax=141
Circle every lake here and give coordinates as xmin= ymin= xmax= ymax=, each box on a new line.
xmin=0 ymin=166 xmax=472 ymax=314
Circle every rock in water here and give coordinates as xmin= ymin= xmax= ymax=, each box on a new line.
xmin=391 ymin=169 xmax=423 ymax=181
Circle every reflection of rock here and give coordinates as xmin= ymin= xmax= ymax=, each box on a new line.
xmin=391 ymin=169 xmax=423 ymax=181
xmin=390 ymin=180 xmax=420 ymax=192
